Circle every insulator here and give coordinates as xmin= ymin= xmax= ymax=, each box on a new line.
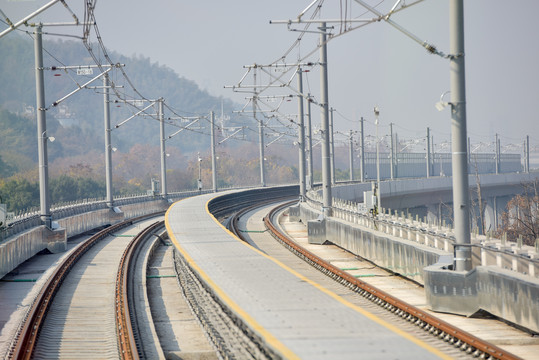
xmin=425 ymin=43 xmax=437 ymax=54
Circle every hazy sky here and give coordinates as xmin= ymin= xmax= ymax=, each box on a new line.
xmin=1 ymin=0 xmax=538 ymax=151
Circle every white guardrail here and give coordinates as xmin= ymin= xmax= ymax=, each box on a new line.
xmin=305 ymin=189 xmax=539 ymax=278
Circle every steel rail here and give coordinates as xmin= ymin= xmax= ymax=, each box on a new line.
xmin=263 ymin=202 xmax=521 ymax=360
xmin=9 ymin=211 xmax=164 ymax=360
xmin=115 ymin=220 xmax=164 ymax=359
xmin=227 ymin=196 xmax=296 ymax=240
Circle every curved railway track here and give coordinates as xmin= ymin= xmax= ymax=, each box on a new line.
xmin=5 ymin=191 xmax=528 ymax=359
xmin=8 ymin=212 xmax=164 ymax=360
xmin=226 ymin=198 xmax=524 ymax=359
xmin=251 ymin=200 xmax=520 ymax=360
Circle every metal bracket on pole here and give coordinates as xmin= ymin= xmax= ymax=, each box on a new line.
xmin=48 ymin=67 xmax=116 ymax=109
xmin=0 ymin=0 xmax=60 ymax=39
xmin=115 ymin=102 xmax=156 ymax=128
xmin=167 ymin=118 xmax=201 ymax=139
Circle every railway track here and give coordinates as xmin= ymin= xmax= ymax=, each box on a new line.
xmin=228 ymin=199 xmax=522 ymax=360
xmin=7 ymin=213 xmax=164 ymax=360
xmin=5 ymin=191 xmax=530 ymax=359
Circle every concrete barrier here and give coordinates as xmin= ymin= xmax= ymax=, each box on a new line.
xmin=424 ymin=263 xmax=539 ymax=333
xmin=0 ymin=199 xmax=169 ymax=280
xmin=298 ymin=199 xmax=539 ymax=333
xmin=0 ymin=226 xmax=66 ymax=279
xmin=299 ymin=201 xmax=447 ymax=284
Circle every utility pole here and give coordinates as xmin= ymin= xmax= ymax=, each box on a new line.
xmin=306 ymin=94 xmax=314 ymax=189
xmin=389 ymin=122 xmax=394 ymax=180
xmin=349 ymin=130 xmax=354 ymax=181
xmin=297 ymin=68 xmax=306 ymax=200
xmin=35 ymin=24 xmax=51 ymax=228
xmin=103 ymin=75 xmax=113 ymax=207
xmin=254 ymin=69 xmax=266 ymax=187
xmin=494 ymin=133 xmax=500 ymax=174
xmin=450 ymin=0 xmax=472 ymax=272
xmin=394 ymin=132 xmax=399 ymax=178
xmin=158 ymin=98 xmax=167 ymax=199
xmin=525 ymin=135 xmax=530 ymax=173
xmin=375 ymin=107 xmax=381 ymax=212
xmin=467 ymin=137 xmax=471 ymax=165
xmin=211 ymin=111 xmax=217 ymax=192
xmin=330 ymin=107 xmax=336 ymax=185
xmin=426 ymin=127 xmax=431 ymax=178
xmin=320 ymin=22 xmax=332 ymax=215
xmin=360 ymin=117 xmax=365 ymax=182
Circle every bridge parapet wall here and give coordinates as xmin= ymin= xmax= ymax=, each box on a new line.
xmin=307 ymin=173 xmax=539 ymax=279
xmin=424 ymin=262 xmax=539 ymax=333
xmin=299 ymin=200 xmax=448 ymax=285
xmin=0 ymin=198 xmax=170 ymax=279
xmin=300 ymin=196 xmax=539 ymax=333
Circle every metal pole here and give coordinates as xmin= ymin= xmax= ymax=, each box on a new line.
xmin=390 ymin=122 xmax=394 ymax=180
xmin=103 ymin=76 xmax=113 ymax=207
xmin=320 ymin=22 xmax=332 ymax=215
xmin=349 ymin=130 xmax=354 ymax=181
xmin=307 ymin=94 xmax=314 ymax=189
xmin=254 ymin=69 xmax=266 ymax=187
xmin=426 ymin=127 xmax=431 ymax=178
xmin=526 ymin=135 xmax=530 ymax=173
xmin=360 ymin=117 xmax=365 ymax=182
xmin=159 ymin=99 xmax=167 ymax=198
xmin=211 ymin=111 xmax=217 ymax=192
xmin=297 ymin=68 xmax=306 ymax=200
xmin=35 ymin=25 xmax=51 ymax=229
xmin=467 ymin=137 xmax=471 ymax=165
xmin=494 ymin=133 xmax=500 ymax=174
xmin=197 ymin=152 xmax=202 ymax=191
xmin=395 ymin=132 xmax=399 ymax=178
xmin=375 ymin=107 xmax=381 ymax=212
xmin=330 ymin=107 xmax=336 ymax=185
xmin=450 ymin=0 xmax=472 ymax=271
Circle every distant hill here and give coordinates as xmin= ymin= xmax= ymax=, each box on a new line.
xmin=0 ymin=34 xmax=244 ymax=168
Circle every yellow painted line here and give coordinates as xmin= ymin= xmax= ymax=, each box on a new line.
xmin=167 ymin=193 xmax=451 ymax=359
xmin=165 ymin=198 xmax=300 ymax=360
xmin=205 ymin=199 xmax=451 ymax=359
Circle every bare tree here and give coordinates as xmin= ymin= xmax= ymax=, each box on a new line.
xmin=497 ymin=179 xmax=539 ymax=246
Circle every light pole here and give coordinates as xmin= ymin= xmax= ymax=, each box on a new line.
xmin=35 ymin=24 xmax=51 ymax=228
xmin=210 ymin=111 xmax=217 ymax=192
xmin=158 ymin=98 xmax=167 ymax=199
xmin=349 ymin=129 xmax=354 ymax=181
xmin=297 ymin=68 xmax=306 ymax=200
xmin=320 ymin=22 xmax=332 ymax=216
xmin=450 ymin=0 xmax=472 ymax=272
xmin=197 ymin=152 xmax=202 ymax=191
xmin=360 ymin=117 xmax=365 ymax=182
xmin=426 ymin=127 xmax=431 ymax=178
xmin=374 ymin=106 xmax=381 ymax=213
xmin=103 ymin=75 xmax=113 ymax=208
xmin=306 ymin=94 xmax=314 ymax=189
xmin=330 ymin=107 xmax=336 ymax=185
xmin=389 ymin=122 xmax=394 ymax=180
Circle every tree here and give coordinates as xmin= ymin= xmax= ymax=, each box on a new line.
xmin=497 ymin=180 xmax=539 ymax=246
xmin=0 ymin=178 xmax=39 ymax=212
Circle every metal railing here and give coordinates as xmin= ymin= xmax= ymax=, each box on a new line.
xmin=304 ymin=187 xmax=539 ymax=277
xmin=0 ymin=189 xmax=215 ymax=244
